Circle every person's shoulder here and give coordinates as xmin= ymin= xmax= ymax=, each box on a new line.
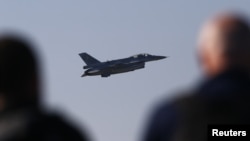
xmin=156 ymin=89 xmax=196 ymax=111
xmin=30 ymin=111 xmax=90 ymax=141
xmin=150 ymin=90 xmax=194 ymax=120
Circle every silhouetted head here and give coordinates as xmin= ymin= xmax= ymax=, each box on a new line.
xmin=0 ymin=34 xmax=40 ymax=110
xmin=198 ymin=12 xmax=250 ymax=78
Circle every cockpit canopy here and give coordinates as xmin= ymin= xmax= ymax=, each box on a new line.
xmin=131 ymin=53 xmax=150 ymax=58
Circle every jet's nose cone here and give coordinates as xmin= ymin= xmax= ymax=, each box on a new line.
xmin=159 ymin=56 xmax=167 ymax=59
xmin=154 ymin=55 xmax=167 ymax=60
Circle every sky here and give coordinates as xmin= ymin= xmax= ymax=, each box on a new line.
xmin=0 ymin=1 xmax=249 ymax=141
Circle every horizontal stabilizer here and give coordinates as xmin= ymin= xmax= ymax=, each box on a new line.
xmin=81 ymin=73 xmax=87 ymax=77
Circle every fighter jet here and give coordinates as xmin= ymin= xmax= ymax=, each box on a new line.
xmin=79 ymin=53 xmax=167 ymax=77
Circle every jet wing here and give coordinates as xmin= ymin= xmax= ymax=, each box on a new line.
xmin=108 ymin=61 xmax=144 ymax=67
xmin=92 ymin=61 xmax=143 ymax=70
xmin=108 ymin=62 xmax=123 ymax=67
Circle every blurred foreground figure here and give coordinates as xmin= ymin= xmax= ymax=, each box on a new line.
xmin=143 ymin=13 xmax=250 ymax=141
xmin=0 ymin=35 xmax=89 ymax=141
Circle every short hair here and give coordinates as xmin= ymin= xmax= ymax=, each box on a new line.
xmin=217 ymin=14 xmax=250 ymax=56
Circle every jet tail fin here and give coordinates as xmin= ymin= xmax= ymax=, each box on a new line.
xmin=79 ymin=53 xmax=101 ymax=65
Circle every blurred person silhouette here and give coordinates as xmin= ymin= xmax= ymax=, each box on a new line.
xmin=143 ymin=12 xmax=250 ymax=141
xmin=0 ymin=34 xmax=89 ymax=141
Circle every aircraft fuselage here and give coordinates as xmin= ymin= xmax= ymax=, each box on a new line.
xmin=79 ymin=53 xmax=166 ymax=77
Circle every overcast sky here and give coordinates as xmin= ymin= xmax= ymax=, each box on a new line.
xmin=0 ymin=1 xmax=249 ymax=141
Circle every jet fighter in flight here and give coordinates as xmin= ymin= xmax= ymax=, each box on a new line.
xmin=79 ymin=53 xmax=167 ymax=77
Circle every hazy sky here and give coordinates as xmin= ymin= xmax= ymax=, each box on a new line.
xmin=0 ymin=1 xmax=249 ymax=141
